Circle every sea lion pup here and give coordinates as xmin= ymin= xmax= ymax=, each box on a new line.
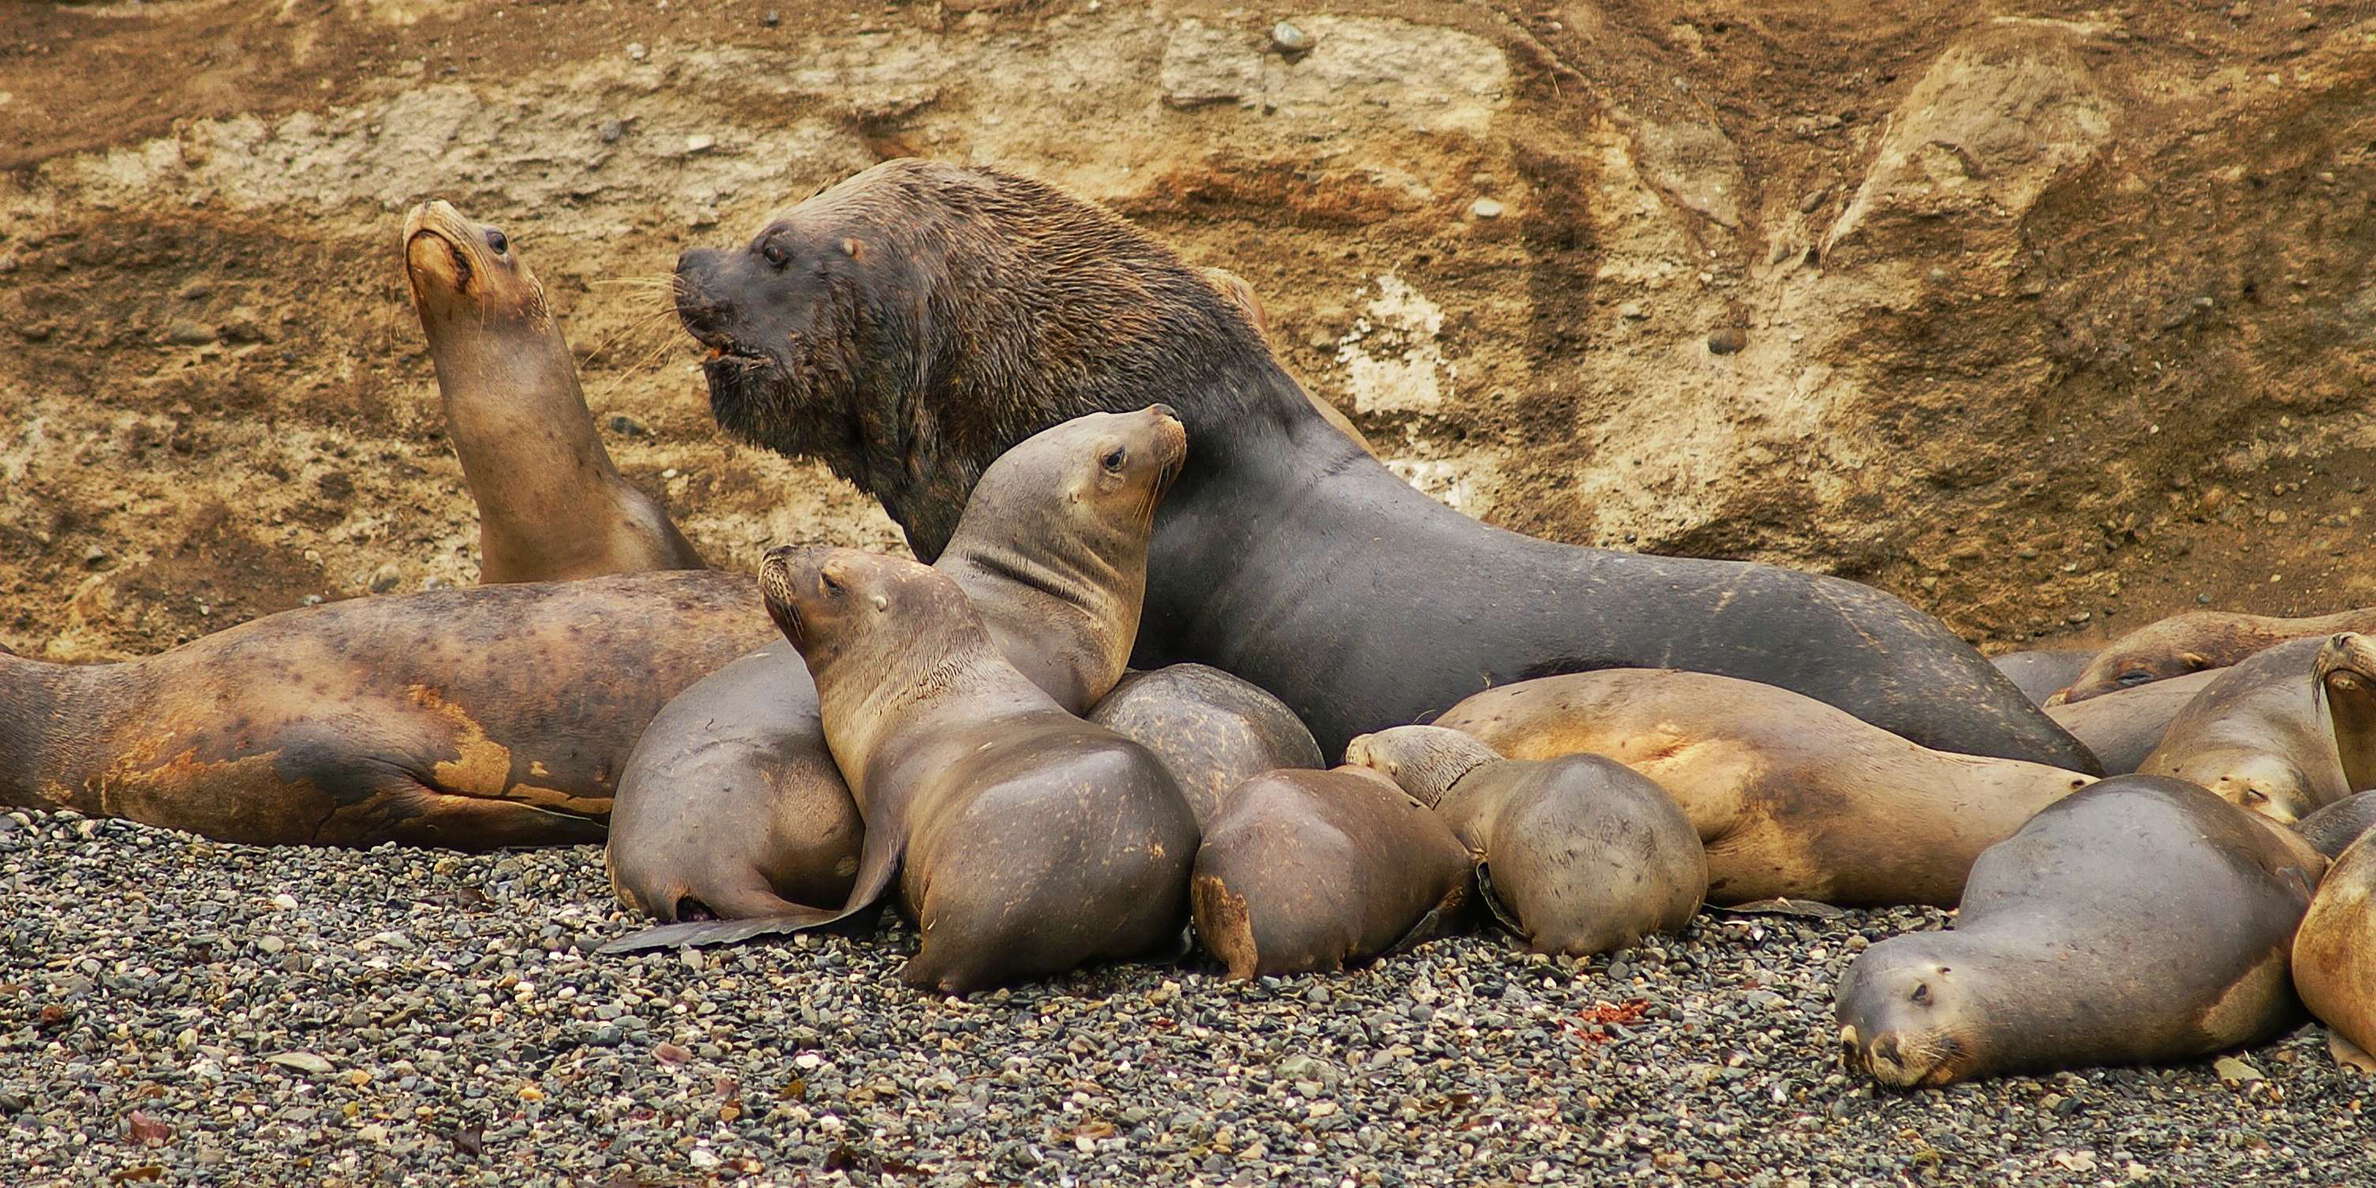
xmin=1431 ymin=670 xmax=2094 ymax=906
xmin=2138 ymin=636 xmax=2344 ymax=824
xmin=608 ymin=548 xmax=1197 ymax=993
xmin=670 ymin=158 xmax=2097 ymax=773
xmin=2291 ymin=830 xmax=2376 ymax=1070
xmin=1837 ymin=775 xmax=2324 ymax=1089
xmin=1085 ymin=663 xmax=1323 ymax=828
xmin=607 ymin=407 xmax=1187 ymax=922
xmin=1190 ymin=766 xmax=1472 ymax=979
xmin=1989 ymin=648 xmax=2095 ymax=706
xmin=2042 ymin=668 xmax=2216 ymax=775
xmin=2057 ymin=605 xmax=2376 ymax=704
xmin=0 ymin=573 xmax=775 ymax=848
xmin=1345 ymin=726 xmax=1704 ymax=957
xmin=403 ymin=199 xmax=703 ymax=582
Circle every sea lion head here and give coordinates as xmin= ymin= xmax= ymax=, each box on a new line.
xmin=958 ymin=405 xmax=1188 ymax=551
xmin=1343 ymin=725 xmax=1502 ymax=810
xmin=759 ymin=545 xmax=968 ymax=672
xmin=2318 ymin=632 xmax=2376 ymax=795
xmin=673 ymin=159 xmax=1267 ymax=560
xmin=1835 ymin=941 xmax=1984 ymax=1089
xmin=2162 ymin=747 xmax=2316 ymax=824
xmin=2056 ymin=613 xmax=2234 ymax=704
xmin=402 ymin=200 xmax=549 ymax=327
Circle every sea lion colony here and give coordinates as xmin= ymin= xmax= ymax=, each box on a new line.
xmin=8 ymin=161 xmax=2376 ymax=1093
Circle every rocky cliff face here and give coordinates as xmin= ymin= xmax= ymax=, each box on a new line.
xmin=3 ymin=1 xmax=2371 ymax=659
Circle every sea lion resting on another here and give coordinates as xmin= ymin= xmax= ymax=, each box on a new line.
xmin=607 ymin=548 xmax=1197 ymax=994
xmin=2043 ymin=668 xmax=2217 ymax=775
xmin=2138 ymin=637 xmax=2345 ymax=824
xmin=1086 ymin=663 xmax=1323 ymax=828
xmin=1346 ymin=726 xmax=1704 ymax=957
xmin=606 ymin=407 xmax=1187 ymax=922
xmin=1431 ymin=670 xmax=2093 ymax=907
xmin=2056 ymin=605 xmax=2376 ymax=705
xmin=0 ymin=573 xmax=775 ymax=848
xmin=1989 ymin=648 xmax=2096 ymax=707
xmin=669 ymin=158 xmax=2097 ymax=772
xmin=402 ymin=200 xmax=703 ymax=582
xmin=1190 ymin=766 xmax=1472 ymax=979
xmin=1838 ymin=776 xmax=2323 ymax=1088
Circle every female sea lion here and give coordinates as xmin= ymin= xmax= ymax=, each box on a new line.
xmin=402 ymin=199 xmax=704 ymax=582
xmin=2316 ymin=631 xmax=2376 ymax=795
xmin=1431 ymin=670 xmax=2094 ymax=906
xmin=1837 ymin=775 xmax=2324 ymax=1088
xmin=608 ymin=548 xmax=1197 ymax=994
xmin=1989 ymin=648 xmax=2095 ymax=706
xmin=2042 ymin=667 xmax=2218 ymax=775
xmin=1084 ymin=663 xmax=1323 ymax=827
xmin=0 ymin=573 xmax=774 ymax=848
xmin=2291 ymin=830 xmax=2376 ymax=1069
xmin=2057 ymin=606 xmax=2376 ymax=704
xmin=2138 ymin=636 xmax=2343 ymax=824
xmin=1345 ymin=725 xmax=1704 ymax=957
xmin=1190 ymin=766 xmax=1472 ymax=979
xmin=668 ymin=159 xmax=2096 ymax=772
xmin=606 ymin=407 xmax=1187 ymax=922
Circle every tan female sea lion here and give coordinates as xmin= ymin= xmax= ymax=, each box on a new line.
xmin=2057 ymin=606 xmax=2376 ymax=704
xmin=2291 ymin=829 xmax=2376 ymax=1071
xmin=403 ymin=199 xmax=703 ymax=582
xmin=2138 ymin=637 xmax=2344 ymax=824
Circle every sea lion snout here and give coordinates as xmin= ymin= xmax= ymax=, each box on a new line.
xmin=673 ymin=248 xmax=737 ymax=350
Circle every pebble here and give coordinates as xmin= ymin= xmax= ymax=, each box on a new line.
xmin=2 ymin=811 xmax=2360 ymax=1182
xmin=1470 ymin=198 xmax=1505 ymax=220
xmin=1706 ymin=327 xmax=1748 ymax=355
xmin=367 ymin=563 xmax=402 ymax=594
xmin=162 ymin=321 xmax=217 ymax=346
xmin=1270 ymin=21 xmax=1313 ymax=54
xmin=625 ymin=42 xmax=648 ymax=61
xmin=597 ymin=119 xmax=628 ymax=144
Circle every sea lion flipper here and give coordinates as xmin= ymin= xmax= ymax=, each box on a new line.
xmin=1474 ymin=861 xmax=1526 ymax=938
xmin=1381 ymin=881 xmax=1472 ymax=959
xmin=2331 ymin=1031 xmax=2376 ymax=1074
xmin=602 ymin=839 xmax=906 ymax=953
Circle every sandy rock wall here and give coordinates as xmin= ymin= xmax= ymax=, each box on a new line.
xmin=3 ymin=1 xmax=2373 ymax=661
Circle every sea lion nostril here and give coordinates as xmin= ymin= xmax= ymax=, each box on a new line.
xmin=1873 ymin=1035 xmax=1901 ymax=1064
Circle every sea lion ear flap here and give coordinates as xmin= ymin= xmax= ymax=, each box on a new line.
xmin=2180 ymin=652 xmax=2211 ymax=671
xmin=840 ymin=238 xmax=866 ymax=262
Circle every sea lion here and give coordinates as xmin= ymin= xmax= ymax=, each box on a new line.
xmin=1837 ymin=775 xmax=2323 ymax=1088
xmin=670 ymin=159 xmax=2097 ymax=771
xmin=1085 ymin=663 xmax=1323 ymax=827
xmin=2291 ymin=829 xmax=2376 ymax=1068
xmin=2042 ymin=667 xmax=2217 ymax=775
xmin=606 ymin=548 xmax=1197 ymax=994
xmin=1345 ymin=725 xmax=1704 ymax=957
xmin=1989 ymin=648 xmax=2095 ymax=706
xmin=606 ymin=407 xmax=1187 ymax=922
xmin=2138 ymin=636 xmax=2344 ymax=824
xmin=1190 ymin=766 xmax=1471 ymax=979
xmin=1198 ymin=265 xmax=1377 ymax=458
xmin=0 ymin=572 xmax=775 ymax=848
xmin=1431 ymin=669 xmax=2094 ymax=906
xmin=2317 ymin=631 xmax=2376 ymax=795
xmin=402 ymin=199 xmax=704 ymax=583
xmin=2299 ymin=793 xmax=2376 ymax=860
xmin=2057 ymin=605 xmax=2376 ymax=704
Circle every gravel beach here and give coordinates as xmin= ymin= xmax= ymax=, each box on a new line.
xmin=3 ymin=808 xmax=2365 ymax=1187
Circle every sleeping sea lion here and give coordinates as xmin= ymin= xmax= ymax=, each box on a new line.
xmin=402 ymin=200 xmax=702 ymax=582
xmin=2138 ymin=637 xmax=2344 ymax=824
xmin=2291 ymin=829 xmax=2376 ymax=1070
xmin=668 ymin=158 xmax=2097 ymax=772
xmin=1345 ymin=725 xmax=1704 ymax=957
xmin=2042 ymin=667 xmax=2216 ymax=775
xmin=2057 ymin=606 xmax=2376 ymax=704
xmin=1431 ymin=670 xmax=2092 ymax=907
xmin=1838 ymin=775 xmax=2323 ymax=1087
xmin=1989 ymin=648 xmax=2095 ymax=706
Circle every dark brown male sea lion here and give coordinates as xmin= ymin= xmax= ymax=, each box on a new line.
xmin=1837 ymin=775 xmax=2323 ymax=1088
xmin=0 ymin=573 xmax=775 ymax=847
xmin=1345 ymin=725 xmax=1704 ymax=957
xmin=607 ymin=548 xmax=1197 ymax=993
xmin=403 ymin=200 xmax=703 ymax=583
xmin=606 ymin=408 xmax=1187 ymax=922
xmin=1190 ymin=766 xmax=1471 ymax=979
xmin=2138 ymin=636 xmax=2343 ymax=824
xmin=2042 ymin=667 xmax=2216 ymax=775
xmin=1432 ymin=670 xmax=2093 ymax=907
xmin=1085 ymin=663 xmax=1323 ymax=828
xmin=2057 ymin=606 xmax=2376 ymax=704
xmin=668 ymin=159 xmax=2096 ymax=772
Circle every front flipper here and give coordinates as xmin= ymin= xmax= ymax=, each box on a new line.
xmin=600 ymin=829 xmax=904 ymax=953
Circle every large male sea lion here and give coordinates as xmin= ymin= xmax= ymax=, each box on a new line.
xmin=2042 ymin=667 xmax=2217 ymax=775
xmin=2057 ymin=606 xmax=2376 ymax=704
xmin=669 ymin=159 xmax=2096 ymax=771
xmin=1085 ymin=663 xmax=1323 ymax=827
xmin=403 ymin=200 xmax=704 ymax=582
xmin=0 ymin=573 xmax=774 ymax=847
xmin=606 ymin=407 xmax=1187 ymax=922
xmin=1431 ymin=670 xmax=2093 ymax=906
xmin=1837 ymin=776 xmax=2323 ymax=1088
xmin=607 ymin=548 xmax=1197 ymax=993
xmin=1989 ymin=648 xmax=2096 ymax=706
xmin=1190 ymin=766 xmax=1472 ymax=979
xmin=2291 ymin=830 xmax=2376 ymax=1068
xmin=1346 ymin=725 xmax=1704 ymax=957
xmin=2138 ymin=636 xmax=2344 ymax=824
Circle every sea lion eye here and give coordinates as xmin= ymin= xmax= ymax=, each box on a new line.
xmin=2116 ymin=670 xmax=2152 ymax=687
xmin=483 ymin=229 xmax=508 ymax=255
xmin=1909 ymin=982 xmax=1931 ymax=1005
xmin=762 ymin=240 xmax=792 ymax=268
xmin=818 ymin=573 xmax=845 ymax=598
xmin=1101 ymin=447 xmax=1128 ymax=473
xmin=2243 ymin=788 xmax=2269 ymax=805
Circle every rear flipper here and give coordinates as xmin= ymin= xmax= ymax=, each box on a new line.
xmin=600 ymin=830 xmax=904 ymax=953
